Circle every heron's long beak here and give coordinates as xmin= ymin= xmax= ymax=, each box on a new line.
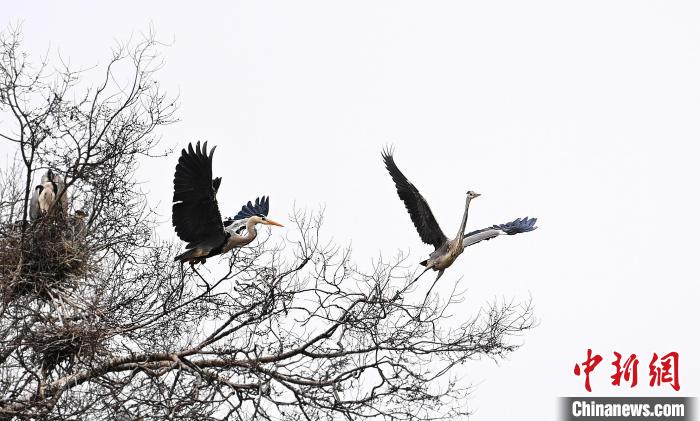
xmin=264 ymin=219 xmax=284 ymax=227
xmin=473 ymin=192 xmax=481 ymax=198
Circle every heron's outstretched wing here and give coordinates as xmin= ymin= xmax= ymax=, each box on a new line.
xmin=462 ymin=217 xmax=537 ymax=249
xmin=172 ymin=141 xmax=226 ymax=249
xmin=382 ymin=149 xmax=447 ymax=249
xmin=233 ymin=196 xmax=270 ymax=220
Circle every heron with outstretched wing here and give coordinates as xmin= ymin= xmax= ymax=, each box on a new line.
xmin=382 ymin=148 xmax=537 ymax=288
xmin=172 ymin=141 xmax=283 ymax=265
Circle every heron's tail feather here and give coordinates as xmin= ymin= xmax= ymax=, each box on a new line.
xmin=419 ymin=259 xmax=428 ymax=267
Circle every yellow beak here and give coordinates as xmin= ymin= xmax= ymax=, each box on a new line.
xmin=264 ymin=218 xmax=284 ymax=227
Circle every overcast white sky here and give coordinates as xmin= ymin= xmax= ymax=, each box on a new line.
xmin=3 ymin=1 xmax=700 ymax=419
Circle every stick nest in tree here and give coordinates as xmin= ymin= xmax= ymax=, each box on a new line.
xmin=28 ymin=321 xmax=105 ymax=376
xmin=0 ymin=212 xmax=89 ymax=302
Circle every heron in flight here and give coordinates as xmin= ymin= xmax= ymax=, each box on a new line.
xmin=382 ymin=149 xmax=537 ymax=288
xmin=172 ymin=142 xmax=283 ymax=265
xmin=29 ymin=169 xmax=68 ymax=220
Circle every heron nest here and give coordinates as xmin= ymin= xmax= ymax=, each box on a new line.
xmin=0 ymin=212 xmax=89 ymax=302
xmin=28 ymin=321 xmax=105 ymax=376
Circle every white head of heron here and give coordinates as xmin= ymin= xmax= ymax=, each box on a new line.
xmin=467 ymin=190 xmax=481 ymax=199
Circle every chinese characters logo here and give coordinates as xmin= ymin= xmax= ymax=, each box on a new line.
xmin=574 ymin=349 xmax=680 ymax=392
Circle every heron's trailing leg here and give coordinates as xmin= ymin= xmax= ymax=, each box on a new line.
xmin=191 ymin=265 xmax=212 ymax=292
xmin=425 ymin=270 xmax=445 ymax=299
xmin=395 ymin=266 xmax=432 ymax=302
xmin=171 ymin=263 xmax=187 ymax=304
xmin=417 ymin=269 xmax=445 ymax=319
xmin=409 ymin=266 xmax=431 ymax=287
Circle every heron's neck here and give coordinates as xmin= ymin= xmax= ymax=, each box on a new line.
xmin=455 ymin=197 xmax=472 ymax=240
xmin=242 ymin=218 xmax=259 ymax=242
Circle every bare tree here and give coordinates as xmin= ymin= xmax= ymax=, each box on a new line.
xmin=0 ymin=26 xmax=535 ymax=420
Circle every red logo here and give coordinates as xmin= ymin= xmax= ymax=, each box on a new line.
xmin=574 ymin=350 xmax=680 ymax=392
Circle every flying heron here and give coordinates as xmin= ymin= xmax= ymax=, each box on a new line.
xmin=29 ymin=169 xmax=68 ymax=220
xmin=381 ymin=148 xmax=537 ymax=290
xmin=172 ymin=141 xmax=284 ymax=265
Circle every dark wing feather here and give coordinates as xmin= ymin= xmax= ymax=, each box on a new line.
xmin=233 ymin=196 xmax=270 ymax=220
xmin=493 ymin=216 xmax=538 ymax=235
xmin=462 ymin=216 xmax=538 ymax=248
xmin=172 ymin=141 xmax=226 ymax=249
xmin=382 ymin=149 xmax=447 ymax=249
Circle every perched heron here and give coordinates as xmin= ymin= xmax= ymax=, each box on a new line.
xmin=172 ymin=141 xmax=284 ymax=265
xmin=382 ymin=149 xmax=538 ymax=288
xmin=29 ymin=169 xmax=68 ymax=220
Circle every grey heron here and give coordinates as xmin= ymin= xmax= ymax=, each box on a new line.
xmin=172 ymin=141 xmax=283 ymax=265
xmin=29 ymin=169 xmax=68 ymax=220
xmin=381 ymin=149 xmax=538 ymax=288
